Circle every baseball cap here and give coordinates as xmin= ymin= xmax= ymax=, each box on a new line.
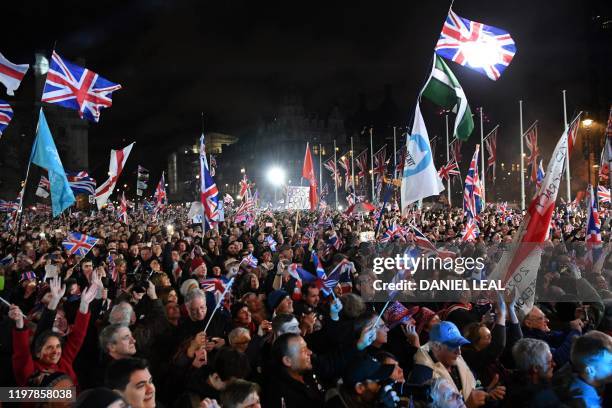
xmin=343 ymin=355 xmax=395 ymax=386
xmin=429 ymin=321 xmax=470 ymax=348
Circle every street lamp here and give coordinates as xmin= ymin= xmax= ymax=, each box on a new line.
xmin=267 ymin=166 xmax=286 ymax=205
xmin=582 ymin=118 xmax=593 ymax=128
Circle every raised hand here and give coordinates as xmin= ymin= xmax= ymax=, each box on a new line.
xmin=8 ymin=304 xmax=24 ymax=329
xmin=48 ymin=276 xmax=66 ymax=311
xmin=357 ymin=323 xmax=377 ymax=351
xmin=329 ymin=298 xmax=343 ymax=321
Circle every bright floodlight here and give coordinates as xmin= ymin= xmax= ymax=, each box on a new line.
xmin=460 ymin=39 xmax=500 ymax=69
xmin=267 ymin=167 xmax=286 ymax=186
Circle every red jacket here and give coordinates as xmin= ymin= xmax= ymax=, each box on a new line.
xmin=12 ymin=311 xmax=90 ymax=387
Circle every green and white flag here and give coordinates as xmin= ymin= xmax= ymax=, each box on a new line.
xmin=421 ymin=54 xmax=474 ymax=141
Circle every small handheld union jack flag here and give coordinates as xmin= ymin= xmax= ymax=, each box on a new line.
xmin=463 ymin=145 xmax=483 ymax=221
xmin=42 ymin=52 xmax=121 ymax=122
xmin=462 ymin=219 xmax=480 ymax=242
xmin=62 ymin=232 xmax=98 ymax=257
xmin=435 ymin=9 xmax=516 ymax=81
xmin=118 ymin=192 xmax=129 ymax=224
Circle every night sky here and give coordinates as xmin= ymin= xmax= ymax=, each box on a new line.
xmin=4 ymin=0 xmax=611 ymax=183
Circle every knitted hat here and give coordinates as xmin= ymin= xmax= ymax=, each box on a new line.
xmin=19 ymin=271 xmax=37 ymax=283
xmin=190 ymin=257 xmax=205 ymax=272
xmin=415 ymin=307 xmax=437 ymax=334
xmin=267 ymin=290 xmax=289 ymax=311
xmin=383 ymin=302 xmax=420 ymax=329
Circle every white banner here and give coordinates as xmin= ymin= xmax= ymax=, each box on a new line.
xmin=286 ymin=186 xmax=311 ymax=210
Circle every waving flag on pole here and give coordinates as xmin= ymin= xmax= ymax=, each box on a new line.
xmin=401 ymin=103 xmax=444 ymax=211
xmin=524 ymin=122 xmax=539 ymax=183
xmin=67 ymin=171 xmax=96 ymax=195
xmin=36 ymin=175 xmax=50 ymax=198
xmin=463 ymin=145 xmax=483 ymax=221
xmin=154 ymin=172 xmax=167 ymax=212
xmin=488 ymin=127 xmax=568 ymax=315
xmin=484 ymin=126 xmax=498 ymax=181
xmin=0 ymin=101 xmax=13 ymax=137
xmin=373 ymin=145 xmax=387 ymax=180
xmin=394 ymin=147 xmax=406 ymax=179
xmin=450 ymin=139 xmax=462 ymax=163
xmin=438 ymin=160 xmax=460 ymax=181
xmin=200 ymin=134 xmax=220 ymax=224
xmin=62 ymin=232 xmax=98 ymax=257
xmin=118 ymin=192 xmax=128 ymax=224
xmin=567 ymin=113 xmax=582 ymax=157
xmin=421 ymin=54 xmax=474 ymax=140
xmin=302 ymin=143 xmax=319 ymax=210
xmin=338 ymin=152 xmax=351 ymax=191
xmin=356 ymin=149 xmax=369 ymax=180
xmin=0 ymin=52 xmax=29 ymax=96
xmin=598 ymin=185 xmax=610 ymax=204
xmin=42 ymin=51 xmax=121 ymax=122
xmin=435 ymin=9 xmax=516 ymax=81
xmin=324 ymin=158 xmax=341 ymax=187
xmin=29 ymin=109 xmax=75 ymax=217
xmin=95 ymin=142 xmax=134 ymax=209
xmin=238 ymin=174 xmax=251 ymax=200
xmin=585 ymin=185 xmax=603 ymax=264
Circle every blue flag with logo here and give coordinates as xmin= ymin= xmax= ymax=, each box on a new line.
xmin=29 ymin=109 xmax=75 ymax=217
xmin=400 ymin=103 xmax=444 ymax=211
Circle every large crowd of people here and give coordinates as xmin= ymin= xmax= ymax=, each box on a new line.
xmin=0 ymin=200 xmax=611 ymax=407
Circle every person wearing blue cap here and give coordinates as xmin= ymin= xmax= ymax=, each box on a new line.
xmin=411 ymin=321 xmax=506 ymax=407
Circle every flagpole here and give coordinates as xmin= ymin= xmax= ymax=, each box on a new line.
xmin=393 ymin=127 xmax=397 ymax=177
xmin=519 ymin=100 xmax=526 ymax=210
xmin=350 ymin=136 xmax=355 ymax=200
xmin=201 ymin=112 xmax=206 ymax=246
xmin=370 ymin=127 xmax=375 ymax=203
xmin=562 ymin=90 xmax=571 ymax=202
xmin=445 ymin=115 xmax=451 ymax=207
xmin=479 ymin=107 xmax=486 ymax=205
xmin=333 ymin=139 xmax=338 ymax=210
xmin=318 ymin=143 xmax=322 ymax=199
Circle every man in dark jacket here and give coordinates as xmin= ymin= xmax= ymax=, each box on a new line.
xmin=264 ymin=323 xmax=377 ymax=408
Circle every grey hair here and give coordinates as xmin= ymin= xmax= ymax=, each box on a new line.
xmin=340 ymin=293 xmax=366 ymax=319
xmin=99 ymin=324 xmax=129 ymax=352
xmin=184 ymin=288 xmax=206 ymax=305
xmin=228 ymin=327 xmax=250 ymax=345
xmin=512 ymin=338 xmax=551 ymax=373
xmin=109 ymin=302 xmax=133 ymax=325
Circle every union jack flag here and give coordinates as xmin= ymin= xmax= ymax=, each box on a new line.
xmin=200 ymin=134 xmax=220 ymax=224
xmin=394 ymin=147 xmax=406 ymax=179
xmin=435 ymin=9 xmax=516 ymax=81
xmin=461 ymin=219 xmax=480 ymax=242
xmin=356 ymin=149 xmax=369 ymax=179
xmin=241 ymin=253 xmax=258 ymax=268
xmin=0 ymin=101 xmax=13 ymax=137
xmin=200 ymin=278 xmax=225 ymax=294
xmin=463 ymin=145 xmax=483 ymax=221
xmin=67 ymin=171 xmax=96 ymax=195
xmin=321 ymin=183 xmax=329 ymax=197
xmin=438 ymin=160 xmax=460 ymax=181
xmin=42 ymin=51 xmax=121 ymax=122
xmin=598 ymin=185 xmax=610 ymax=204
xmin=485 ymin=126 xmax=498 ymax=181
xmin=154 ymin=172 xmax=167 ymax=211
xmin=585 ymin=185 xmax=602 ymax=262
xmin=379 ymin=222 xmax=404 ymax=243
xmin=450 ymin=139 xmax=462 ymax=163
xmin=338 ymin=153 xmax=352 ymax=190
xmin=523 ymin=122 xmax=539 ymax=183
xmin=107 ymin=253 xmax=117 ymax=282
xmin=567 ymin=113 xmax=582 ymax=157
xmin=36 ymin=175 xmax=50 ymax=198
xmin=238 ymin=174 xmax=251 ymax=199
xmin=118 ymin=192 xmax=129 ymax=224
xmin=0 ymin=200 xmax=18 ymax=212
xmin=319 ymin=258 xmax=352 ymax=297
xmin=373 ymin=145 xmax=387 ymax=180
xmin=62 ymin=232 xmax=98 ymax=257
xmin=106 ymin=202 xmax=115 ymax=212
xmin=223 ymin=193 xmax=234 ymax=206
xmin=324 ymin=158 xmax=341 ymax=187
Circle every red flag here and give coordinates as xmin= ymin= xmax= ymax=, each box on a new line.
xmin=567 ymin=113 xmax=581 ymax=157
xmin=302 ymin=143 xmax=318 ymax=210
